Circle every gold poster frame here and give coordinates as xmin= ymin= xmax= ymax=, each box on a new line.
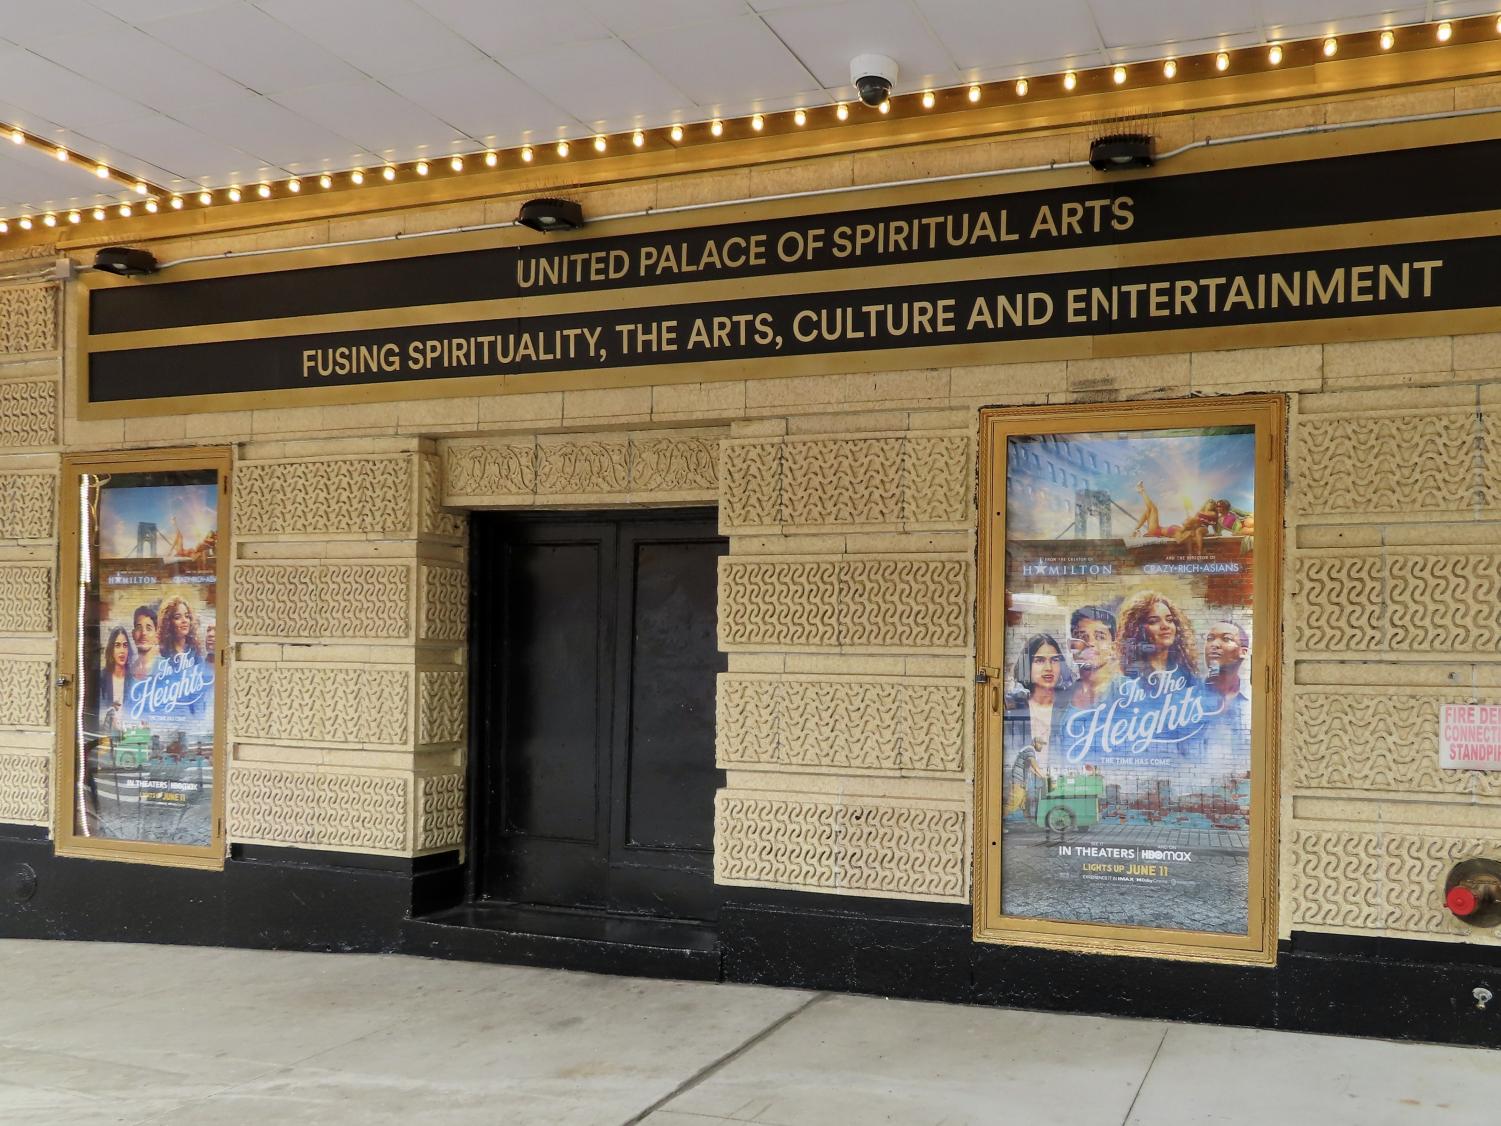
xmin=975 ymin=396 xmax=1283 ymax=963
xmin=56 ymin=446 xmax=231 ymax=870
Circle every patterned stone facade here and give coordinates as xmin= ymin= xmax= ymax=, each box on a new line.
xmin=0 ymin=472 xmax=54 ymax=540
xmin=0 ymin=659 xmax=49 ymax=728
xmin=0 ymin=752 xmax=48 ymax=824
xmin=0 ymin=284 xmax=58 ymax=355
xmin=236 ymin=456 xmax=414 ymax=537
xmin=0 ymin=381 xmax=56 ymax=447
xmin=228 ymin=764 xmax=410 ymax=852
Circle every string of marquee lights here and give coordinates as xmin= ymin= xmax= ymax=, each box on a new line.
xmin=2 ymin=13 xmax=1500 ymax=238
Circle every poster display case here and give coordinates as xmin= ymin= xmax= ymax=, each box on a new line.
xmin=56 ymin=448 xmax=229 ymax=868
xmin=976 ymin=398 xmax=1281 ymax=961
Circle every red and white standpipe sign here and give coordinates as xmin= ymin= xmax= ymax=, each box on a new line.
xmin=1439 ymin=704 xmax=1501 ymax=771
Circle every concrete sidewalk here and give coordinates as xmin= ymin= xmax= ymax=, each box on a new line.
xmin=0 ymin=940 xmax=1494 ymax=1125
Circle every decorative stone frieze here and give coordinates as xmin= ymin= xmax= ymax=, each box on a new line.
xmin=445 ymin=438 xmax=535 ymax=499
xmin=718 ymin=556 xmax=971 ymax=651
xmin=0 ymin=752 xmax=48 ymax=823
xmin=536 ymin=436 xmax=629 ymax=494
xmin=228 ymin=765 xmax=410 ymax=852
xmin=232 ymin=562 xmax=411 ymax=640
xmin=231 ymin=665 xmax=411 ymax=746
xmin=631 ymin=434 xmax=719 ymax=493
xmin=1295 ymin=407 xmax=1477 ymax=519
xmin=0 ymin=381 xmax=57 ymax=446
xmin=0 ymin=659 xmax=49 ymax=728
xmin=0 ymin=472 xmax=55 ymax=541
xmin=235 ymin=456 xmax=413 ymax=537
xmin=716 ymin=674 xmax=965 ymax=774
xmin=714 ymin=790 xmax=968 ymax=901
xmin=0 ymin=565 xmax=52 ymax=633
xmin=0 ymin=284 xmax=58 ymax=355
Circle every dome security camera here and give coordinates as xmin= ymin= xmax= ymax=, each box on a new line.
xmin=851 ymin=53 xmax=898 ymax=108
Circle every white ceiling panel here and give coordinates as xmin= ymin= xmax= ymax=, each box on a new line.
xmin=139 ymin=1 xmax=365 ymax=95
xmin=502 ymin=38 xmax=690 ymax=130
xmin=628 ymin=15 xmax=821 ymax=108
xmin=0 ymin=139 xmax=125 ymax=211
xmin=88 ymin=0 xmax=225 ymax=19
xmin=1094 ymin=0 xmax=1259 ymax=51
xmin=0 ymin=44 xmax=157 ymax=133
xmin=0 ymin=0 xmax=123 ymax=47
xmin=255 ymin=0 xmax=488 ymax=82
xmin=385 ymin=60 xmax=579 ymax=145
xmin=270 ymin=77 xmax=470 ymax=158
xmin=169 ymin=90 xmax=370 ymax=173
xmin=22 ymin=25 xmax=250 ymax=115
xmin=761 ymin=0 xmax=957 ymax=89
xmin=917 ymin=0 xmax=1104 ymax=74
xmin=413 ymin=0 xmax=613 ymax=59
xmin=584 ymin=0 xmax=753 ymax=37
xmin=85 ymin=114 xmax=270 ymax=183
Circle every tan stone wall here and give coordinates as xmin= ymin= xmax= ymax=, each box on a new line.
xmin=0 ymin=82 xmax=1497 ymax=943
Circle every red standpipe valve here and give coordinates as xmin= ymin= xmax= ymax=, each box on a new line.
xmin=1447 ymin=885 xmax=1480 ymax=918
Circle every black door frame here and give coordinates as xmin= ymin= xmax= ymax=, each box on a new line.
xmin=464 ymin=506 xmax=722 ymax=911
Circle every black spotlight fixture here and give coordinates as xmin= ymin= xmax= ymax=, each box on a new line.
xmin=516 ymin=197 xmax=584 ymax=233
xmin=1088 ymin=133 xmax=1155 ymax=171
xmin=92 ymin=246 xmax=158 ymax=277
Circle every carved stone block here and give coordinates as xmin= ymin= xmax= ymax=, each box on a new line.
xmin=231 ymin=665 xmax=411 ymax=746
xmin=536 ymin=437 xmax=629 ymax=495
xmin=232 ymin=563 xmax=410 ymax=640
xmin=1291 ymin=553 xmax=1384 ymax=653
xmin=0 ymin=472 xmax=55 ymax=540
xmin=718 ymin=559 xmax=841 ymax=648
xmin=781 ymin=438 xmax=902 ymax=525
xmin=419 ymin=564 xmax=467 ymax=643
xmin=418 ymin=669 xmax=466 ymax=745
xmin=0 ymin=751 xmax=48 ymax=823
xmin=0 ymin=659 xmax=49 ymax=728
xmin=0 ymin=380 xmax=57 ymax=446
xmin=228 ymin=765 xmax=410 ymax=852
xmin=714 ymin=791 xmax=968 ymax=901
xmin=632 ymin=435 xmax=718 ymax=493
xmin=445 ymin=439 xmax=536 ymax=499
xmin=0 ymin=284 xmax=57 ymax=354
xmin=1295 ymin=408 xmax=1477 ymax=518
xmin=717 ymin=674 xmax=965 ymax=774
xmin=415 ymin=771 xmax=465 ymax=851
xmin=719 ymin=440 xmax=782 ymax=529
xmin=420 ymin=452 xmax=466 ymax=539
xmin=0 ymin=565 xmax=52 ymax=633
xmin=902 ymin=434 xmax=973 ymax=524
xmin=236 ymin=456 xmax=413 ymax=537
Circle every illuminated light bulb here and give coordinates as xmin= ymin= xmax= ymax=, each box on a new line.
xmin=0 ymin=221 xmax=7 ymax=234
xmin=1323 ymin=36 xmax=1338 ymax=56
xmin=19 ymin=216 xmax=31 ymax=230
xmin=1112 ymin=65 xmax=1126 ymax=85
xmin=968 ymin=84 xmax=981 ymax=102
xmin=632 ymin=130 xmax=644 ymax=147
xmin=1015 ymin=77 xmax=1029 ymax=96
xmin=319 ymin=173 xmax=333 ymax=188
xmin=1496 ymin=14 xmax=1501 ymax=34
xmin=1438 ymin=21 xmax=1453 ymax=42
xmin=555 ymin=139 xmax=570 ymax=156
xmin=710 ymin=119 xmax=723 ymax=136
xmin=521 ymin=145 xmax=534 ymax=161
xmin=169 ymin=197 xmax=182 ymax=210
xmin=751 ymin=113 xmax=764 ymax=131
xmin=350 ymin=169 xmax=364 ymax=184
xmin=9 ymin=128 xmax=22 ymax=144
xmin=93 ymin=207 xmax=105 ymax=220
xmin=1268 ymin=43 xmax=1284 ymax=64
xmin=450 ymin=154 xmax=464 ymax=170
xmin=875 ymin=98 xmax=889 ymax=114
xmin=793 ymin=108 xmax=806 ymax=126
xmin=593 ymin=134 xmax=606 ymax=151
xmin=68 ymin=210 xmax=81 ymax=222
xmin=134 ymin=181 xmax=148 ymax=195
xmin=1163 ymin=58 xmax=1177 ymax=78
xmin=836 ymin=103 xmax=849 ymax=120
xmin=95 ymin=163 xmax=109 ymax=178
xmin=198 ymin=190 xmax=212 ymax=205
xmin=921 ymin=89 xmax=935 ymax=108
xmin=227 ymin=187 xmax=242 ymax=202
xmin=384 ymin=165 xmax=398 ymax=180
xmin=1063 ymin=70 xmax=1078 ymax=90
xmin=43 ymin=213 xmax=56 ymax=226
xmin=287 ymin=179 xmax=300 ymax=193
xmin=55 ymin=146 xmax=67 ymax=161
xmin=1215 ymin=51 xmax=1230 ymax=71
xmin=1379 ymin=29 xmax=1395 ymax=49
xmin=485 ymin=150 xmax=498 ymax=166
xmin=257 ymin=183 xmax=271 ymax=197
xmin=116 ymin=204 xmax=130 ymax=218
xmin=144 ymin=199 xmax=158 ymax=213
xmin=415 ymin=160 xmax=429 ymax=176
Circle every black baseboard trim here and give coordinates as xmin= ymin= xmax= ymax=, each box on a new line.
xmin=2 ymin=838 xmax=1496 ymax=1047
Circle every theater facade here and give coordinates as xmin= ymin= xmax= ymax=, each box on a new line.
xmin=2 ymin=37 xmax=1500 ymax=1047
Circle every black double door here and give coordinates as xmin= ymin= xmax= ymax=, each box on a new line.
xmin=473 ymin=509 xmax=726 ymax=923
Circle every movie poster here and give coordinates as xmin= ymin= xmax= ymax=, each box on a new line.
xmin=999 ymin=426 xmax=1255 ymax=934
xmin=76 ymin=471 xmax=219 ymax=847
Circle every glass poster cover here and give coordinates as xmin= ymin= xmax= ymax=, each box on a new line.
xmin=998 ymin=425 xmax=1256 ymax=935
xmin=75 ymin=469 xmax=220 ymax=847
